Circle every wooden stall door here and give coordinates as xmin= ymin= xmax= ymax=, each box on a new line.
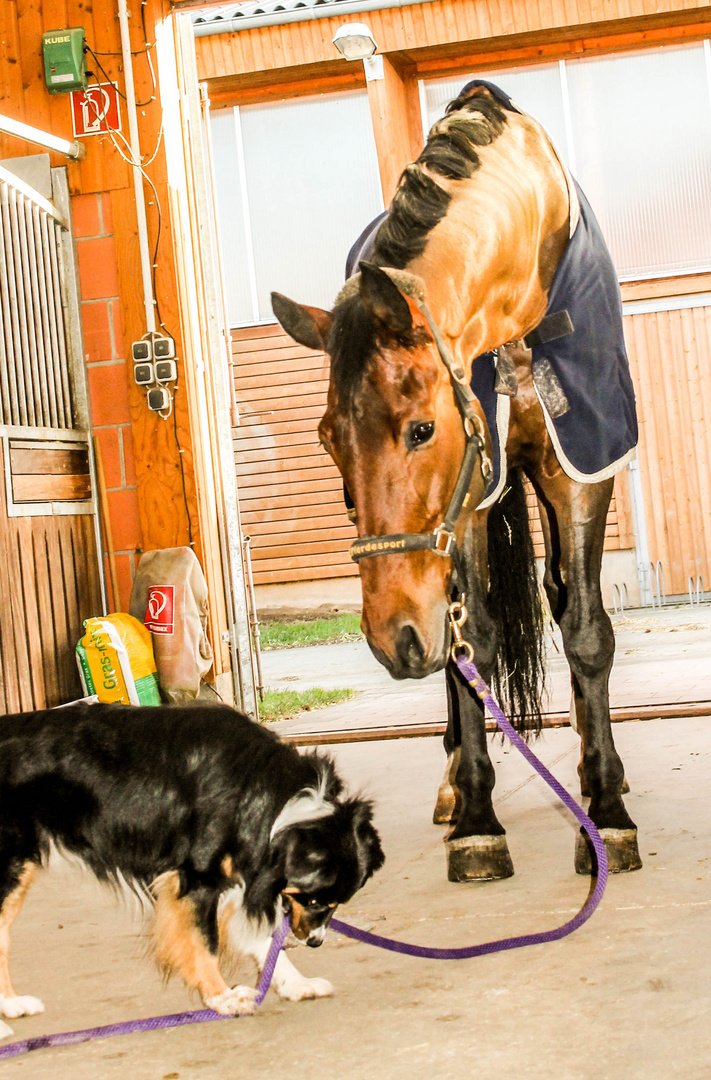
xmin=623 ymin=305 xmax=711 ymax=597
xmin=0 ymin=162 xmax=104 ymax=713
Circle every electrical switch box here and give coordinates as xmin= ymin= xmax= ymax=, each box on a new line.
xmin=42 ymin=28 xmax=87 ymax=94
xmin=134 ymin=362 xmax=154 ymax=387
xmin=153 ymin=337 xmax=176 ymax=360
xmin=155 ymin=359 xmax=178 ymax=384
xmin=147 ymin=387 xmax=171 ymax=413
xmin=132 ymin=341 xmax=152 ymax=362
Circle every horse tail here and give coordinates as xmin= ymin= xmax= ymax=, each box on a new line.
xmin=486 ymin=468 xmax=545 ymax=734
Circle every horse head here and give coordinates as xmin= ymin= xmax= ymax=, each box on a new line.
xmin=272 ymin=264 xmax=491 ymax=680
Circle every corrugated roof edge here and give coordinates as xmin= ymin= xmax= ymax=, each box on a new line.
xmin=192 ymin=0 xmax=442 ymax=35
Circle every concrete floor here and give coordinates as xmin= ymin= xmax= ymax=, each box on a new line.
xmin=3 ymin=607 xmax=711 ymax=1078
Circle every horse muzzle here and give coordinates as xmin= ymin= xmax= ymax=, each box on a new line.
xmin=366 ymin=616 xmax=449 ymax=680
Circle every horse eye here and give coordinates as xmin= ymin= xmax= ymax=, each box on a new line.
xmin=408 ymin=421 xmax=435 ymax=448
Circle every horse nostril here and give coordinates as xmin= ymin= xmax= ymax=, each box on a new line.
xmin=397 ymin=623 xmax=426 ymax=670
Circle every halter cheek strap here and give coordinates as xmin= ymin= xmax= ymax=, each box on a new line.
xmin=349 ymin=301 xmax=493 ymax=566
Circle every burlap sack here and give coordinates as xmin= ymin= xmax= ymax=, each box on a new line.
xmin=129 ymin=547 xmax=213 ymax=703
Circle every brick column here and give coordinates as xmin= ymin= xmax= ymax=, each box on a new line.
xmin=73 ymin=192 xmax=143 ymax=612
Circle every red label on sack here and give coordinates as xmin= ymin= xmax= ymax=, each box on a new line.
xmin=145 ymin=586 xmax=175 ymax=636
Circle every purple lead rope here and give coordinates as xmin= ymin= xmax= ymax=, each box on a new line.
xmin=331 ymin=655 xmax=608 ymax=958
xmin=0 ymin=917 xmax=291 ymax=1061
xmin=0 ymin=656 xmax=607 ymax=1059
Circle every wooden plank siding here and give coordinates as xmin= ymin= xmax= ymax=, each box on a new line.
xmin=624 ymin=305 xmax=711 ymax=596
xmin=0 ymin=452 xmax=103 ymax=714
xmin=196 ymin=0 xmax=711 ymax=103
xmin=232 ymin=324 xmax=633 ymax=586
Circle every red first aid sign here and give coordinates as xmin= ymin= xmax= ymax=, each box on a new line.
xmin=145 ymin=586 xmax=175 ymax=636
xmin=71 ymin=83 xmax=122 ymax=138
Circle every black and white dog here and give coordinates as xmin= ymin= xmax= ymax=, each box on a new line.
xmin=0 ymin=702 xmax=384 ymax=1034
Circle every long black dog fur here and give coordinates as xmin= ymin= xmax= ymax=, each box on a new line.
xmin=0 ymin=701 xmax=384 ymax=1028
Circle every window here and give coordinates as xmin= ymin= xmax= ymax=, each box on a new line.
xmin=422 ymin=43 xmax=711 ymax=281
xmin=210 ymin=92 xmax=383 ymax=327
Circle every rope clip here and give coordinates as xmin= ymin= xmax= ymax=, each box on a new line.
xmin=448 ymin=598 xmax=474 ymax=663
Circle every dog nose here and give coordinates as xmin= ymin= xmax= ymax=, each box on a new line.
xmin=306 ymin=925 xmax=327 ymax=948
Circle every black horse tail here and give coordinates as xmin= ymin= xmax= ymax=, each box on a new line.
xmin=486 ymin=468 xmax=545 ymax=734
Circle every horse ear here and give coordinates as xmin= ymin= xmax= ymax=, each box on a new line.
xmin=271 ymin=292 xmax=332 ymax=351
xmin=358 ymin=262 xmax=413 ymax=336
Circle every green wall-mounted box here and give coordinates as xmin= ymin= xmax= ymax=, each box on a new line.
xmin=42 ymin=27 xmax=87 ymax=94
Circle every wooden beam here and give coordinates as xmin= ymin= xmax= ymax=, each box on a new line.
xmin=620 ymin=273 xmax=711 ymax=303
xmin=365 ymin=56 xmax=423 ymax=204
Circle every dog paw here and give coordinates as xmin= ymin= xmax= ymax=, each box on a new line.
xmin=0 ymin=995 xmax=45 ymax=1019
xmin=277 ymin=976 xmax=334 ymax=1002
xmin=0 ymin=1021 xmax=14 ymax=1039
xmin=205 ymin=985 xmax=258 ymax=1017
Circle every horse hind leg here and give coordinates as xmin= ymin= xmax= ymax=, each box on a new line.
xmin=570 ymin=691 xmax=630 ymax=797
xmin=536 ymin=474 xmax=641 ymax=875
xmin=0 ymin=861 xmax=44 ymax=1027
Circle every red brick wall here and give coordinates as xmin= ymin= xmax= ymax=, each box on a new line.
xmin=73 ymin=192 xmax=142 ymax=611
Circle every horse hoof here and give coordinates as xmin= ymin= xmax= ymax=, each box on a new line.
xmin=446 ymin=835 xmax=514 ymax=882
xmin=574 ymin=828 xmax=642 ymax=875
xmin=433 ymin=749 xmax=461 ymax=824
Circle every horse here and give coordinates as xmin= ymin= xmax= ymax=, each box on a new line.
xmin=271 ymin=80 xmax=642 ymax=883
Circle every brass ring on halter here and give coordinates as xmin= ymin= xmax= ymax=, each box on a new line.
xmin=451 ymin=640 xmax=474 ymax=663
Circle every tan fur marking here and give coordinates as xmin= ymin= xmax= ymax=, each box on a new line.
xmin=151 ymin=872 xmax=227 ymax=1001
xmin=221 ymin=855 xmax=241 ymax=881
xmin=0 ymin=863 xmax=36 ymax=999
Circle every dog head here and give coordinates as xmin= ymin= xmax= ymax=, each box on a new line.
xmin=272 ymin=795 xmax=384 ymax=946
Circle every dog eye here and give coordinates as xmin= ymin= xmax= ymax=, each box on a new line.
xmin=407 ymin=421 xmax=435 ymax=449
xmin=307 ymin=898 xmax=320 ymax=908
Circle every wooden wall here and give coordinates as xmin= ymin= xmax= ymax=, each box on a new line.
xmin=0 ymin=454 xmax=103 ymax=712
xmin=195 ymin=0 xmax=711 ymax=102
xmin=0 ymin=2 xmax=232 ymax=677
xmin=231 ymin=325 xmax=353 ymax=586
xmin=0 ymin=1 xmax=201 ymax=561
xmin=231 ymin=325 xmax=634 ymax=585
xmin=625 ymin=304 xmax=711 ymax=596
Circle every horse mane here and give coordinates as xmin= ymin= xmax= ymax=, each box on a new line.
xmin=328 ymin=270 xmax=430 ymax=403
xmin=327 ymin=85 xmax=510 ymax=401
xmin=370 ymin=85 xmax=510 ymax=270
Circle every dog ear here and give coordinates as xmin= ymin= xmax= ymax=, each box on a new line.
xmin=343 ymin=798 xmax=385 ymax=886
xmin=276 ymin=829 xmax=336 ymax=892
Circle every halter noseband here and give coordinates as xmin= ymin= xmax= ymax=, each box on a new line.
xmin=349 ymin=300 xmax=493 ymax=567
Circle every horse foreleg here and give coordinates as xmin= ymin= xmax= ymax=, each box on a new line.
xmin=441 ymin=591 xmax=514 ymax=881
xmin=433 ymin=669 xmax=462 ymax=824
xmin=536 ymin=476 xmax=641 ymax=875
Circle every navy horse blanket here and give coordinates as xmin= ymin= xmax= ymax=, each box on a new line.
xmin=345 ymin=81 xmax=638 ymax=505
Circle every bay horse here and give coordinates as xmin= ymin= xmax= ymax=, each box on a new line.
xmin=271 ymin=81 xmax=642 ymax=882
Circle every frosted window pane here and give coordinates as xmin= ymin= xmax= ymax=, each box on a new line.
xmin=423 ymin=66 xmax=569 ymax=163
xmin=240 ymin=91 xmax=383 ymax=321
xmin=209 ymin=108 xmax=254 ymax=326
xmin=566 ymin=46 xmax=711 ymax=278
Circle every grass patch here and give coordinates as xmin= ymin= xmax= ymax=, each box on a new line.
xmin=259 ymin=613 xmax=363 ymax=650
xmin=261 ymin=687 xmax=356 ymax=723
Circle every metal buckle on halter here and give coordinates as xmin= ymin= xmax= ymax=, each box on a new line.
xmin=433 ymin=525 xmax=455 ymax=556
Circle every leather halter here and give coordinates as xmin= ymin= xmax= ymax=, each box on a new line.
xmin=348 ymin=302 xmax=574 ymax=567
xmin=349 ymin=300 xmax=494 ymax=567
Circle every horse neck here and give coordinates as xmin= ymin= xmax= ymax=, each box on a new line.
xmin=409 ymin=114 xmax=571 ymax=367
